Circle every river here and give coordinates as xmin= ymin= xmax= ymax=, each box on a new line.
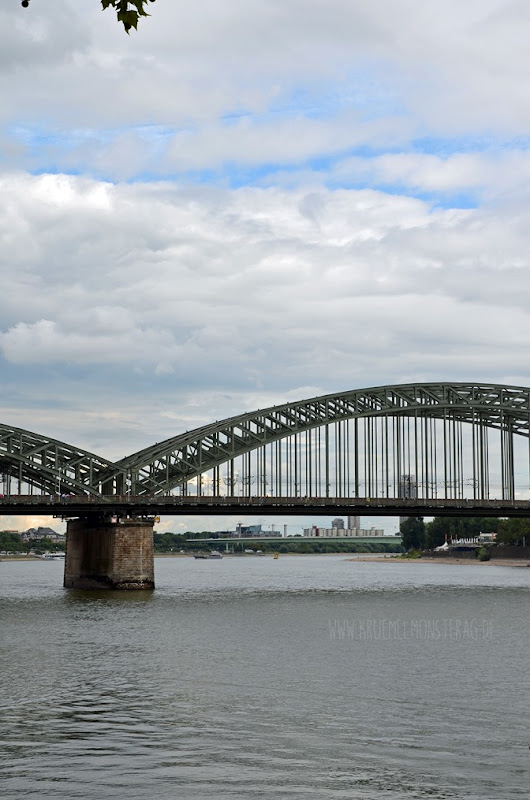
xmin=0 ymin=555 xmax=528 ymax=799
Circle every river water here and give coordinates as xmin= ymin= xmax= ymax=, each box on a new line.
xmin=1 ymin=555 xmax=528 ymax=799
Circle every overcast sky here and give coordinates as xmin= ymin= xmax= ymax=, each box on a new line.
xmin=2 ymin=0 xmax=530 ymax=534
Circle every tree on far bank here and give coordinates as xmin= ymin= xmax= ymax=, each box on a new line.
xmin=496 ymin=518 xmax=530 ymax=546
xmin=0 ymin=531 xmax=25 ymax=553
xmin=400 ymin=517 xmax=425 ymax=551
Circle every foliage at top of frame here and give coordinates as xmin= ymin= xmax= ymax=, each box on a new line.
xmin=101 ymin=0 xmax=155 ymax=32
xmin=21 ymin=1 xmax=156 ymax=33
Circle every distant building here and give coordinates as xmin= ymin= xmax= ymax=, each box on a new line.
xmin=47 ymin=532 xmax=66 ymax=543
xmin=399 ymin=474 xmax=417 ymax=500
xmin=332 ymin=518 xmax=345 ymax=529
xmin=22 ymin=526 xmax=64 ymax=543
xmin=347 ymin=515 xmax=360 ymax=530
xmin=304 ymin=525 xmax=385 ymax=538
xmin=399 ymin=474 xmax=417 ymax=526
xmin=230 ymin=523 xmax=281 ymax=539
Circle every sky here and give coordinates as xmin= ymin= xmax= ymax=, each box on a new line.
xmin=2 ymin=0 xmax=530 ymax=535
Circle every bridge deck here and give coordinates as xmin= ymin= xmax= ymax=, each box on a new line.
xmin=1 ymin=495 xmax=529 ymax=517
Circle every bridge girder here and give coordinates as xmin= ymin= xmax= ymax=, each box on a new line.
xmin=2 ymin=383 xmax=530 ymax=497
xmin=115 ymin=382 xmax=530 ymax=495
xmin=0 ymin=423 xmax=121 ymax=495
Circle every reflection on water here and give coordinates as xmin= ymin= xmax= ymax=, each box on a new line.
xmin=0 ymin=556 xmax=528 ymax=799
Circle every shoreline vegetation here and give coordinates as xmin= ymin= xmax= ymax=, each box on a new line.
xmin=153 ymin=531 xmax=404 ymax=556
xmin=400 ymin=514 xmax=529 ymax=551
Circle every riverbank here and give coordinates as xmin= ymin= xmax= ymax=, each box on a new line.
xmin=0 ymin=554 xmax=44 ymax=561
xmin=347 ymin=554 xmax=530 ymax=566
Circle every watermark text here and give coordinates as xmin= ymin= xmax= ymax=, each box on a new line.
xmin=328 ymin=618 xmax=493 ymax=641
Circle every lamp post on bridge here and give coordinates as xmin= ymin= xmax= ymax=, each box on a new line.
xmin=222 ymin=474 xmax=240 ymax=496
xmin=241 ymin=475 xmax=255 ymax=497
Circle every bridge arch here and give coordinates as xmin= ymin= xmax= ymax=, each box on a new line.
xmin=118 ymin=383 xmax=530 ymax=501
xmin=3 ymin=383 xmax=530 ymax=501
xmin=0 ymin=423 xmax=119 ymax=495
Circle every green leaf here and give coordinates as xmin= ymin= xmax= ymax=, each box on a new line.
xmin=101 ymin=0 xmax=152 ymax=32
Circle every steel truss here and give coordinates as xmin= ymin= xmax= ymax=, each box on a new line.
xmin=0 ymin=424 xmax=118 ymax=495
xmin=2 ymin=383 xmax=530 ymax=501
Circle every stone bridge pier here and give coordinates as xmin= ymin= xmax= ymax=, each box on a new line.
xmin=64 ymin=516 xmax=155 ymax=590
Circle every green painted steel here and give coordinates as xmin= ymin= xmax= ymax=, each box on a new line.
xmin=0 ymin=423 xmax=119 ymax=495
xmin=115 ymin=382 xmax=530 ymax=495
xmin=2 ymin=382 xmax=530 ymax=498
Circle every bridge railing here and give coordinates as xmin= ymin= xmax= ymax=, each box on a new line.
xmin=1 ymin=493 xmax=529 ymax=510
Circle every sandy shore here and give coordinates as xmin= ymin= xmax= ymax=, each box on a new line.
xmin=347 ymin=555 xmax=530 ymax=566
xmin=0 ymin=555 xmax=44 ymax=561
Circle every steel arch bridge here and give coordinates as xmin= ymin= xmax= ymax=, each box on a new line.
xmin=2 ymin=383 xmax=530 ymax=513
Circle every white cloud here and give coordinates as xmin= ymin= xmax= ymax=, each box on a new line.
xmin=1 ymin=173 xmax=530 ymax=429
xmin=332 ymin=150 xmax=530 ymax=201
xmin=2 ymin=1 xmax=530 ymax=178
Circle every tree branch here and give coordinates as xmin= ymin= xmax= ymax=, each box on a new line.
xmin=21 ymin=1 xmax=156 ymax=33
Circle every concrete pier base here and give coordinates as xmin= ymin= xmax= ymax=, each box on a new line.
xmin=64 ymin=516 xmax=155 ymax=590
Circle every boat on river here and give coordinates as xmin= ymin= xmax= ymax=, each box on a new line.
xmin=194 ymin=551 xmax=223 ymax=559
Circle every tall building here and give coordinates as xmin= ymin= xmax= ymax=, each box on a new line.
xmin=347 ymin=515 xmax=360 ymax=530
xmin=332 ymin=517 xmax=345 ymax=529
xmin=399 ymin=475 xmax=417 ymax=500
xmin=399 ymin=475 xmax=417 ymax=526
